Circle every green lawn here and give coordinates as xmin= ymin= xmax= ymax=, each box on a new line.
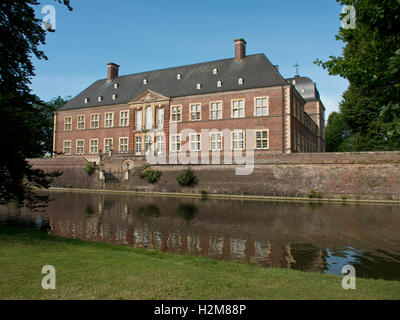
xmin=1 ymin=226 xmax=399 ymax=300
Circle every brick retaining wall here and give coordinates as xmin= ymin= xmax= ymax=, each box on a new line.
xmin=28 ymin=152 xmax=400 ymax=200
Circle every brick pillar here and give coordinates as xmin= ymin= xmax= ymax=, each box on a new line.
xmin=163 ymin=103 xmax=170 ymax=157
xmin=129 ymin=109 xmax=135 ymax=152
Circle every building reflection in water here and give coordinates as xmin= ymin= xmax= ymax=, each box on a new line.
xmin=187 ymin=233 xmax=201 ymax=253
xmin=231 ymin=238 xmax=247 ymax=260
xmin=12 ymin=192 xmax=400 ymax=280
xmin=208 ymin=235 xmax=224 ymax=256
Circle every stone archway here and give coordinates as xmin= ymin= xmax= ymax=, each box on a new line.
xmin=122 ymin=159 xmax=134 ymax=171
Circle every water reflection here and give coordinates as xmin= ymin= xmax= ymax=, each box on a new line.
xmin=1 ymin=192 xmax=400 ymax=281
xmin=176 ymin=204 xmax=198 ymax=222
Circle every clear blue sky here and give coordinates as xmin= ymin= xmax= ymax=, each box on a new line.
xmin=32 ymin=0 xmax=349 ymax=118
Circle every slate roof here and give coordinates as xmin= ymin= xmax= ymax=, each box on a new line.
xmin=286 ymin=76 xmax=321 ymax=102
xmin=59 ymin=54 xmax=288 ymax=111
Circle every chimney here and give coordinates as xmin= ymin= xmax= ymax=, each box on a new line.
xmin=234 ymin=38 xmax=246 ymax=62
xmin=107 ymin=62 xmax=119 ymax=81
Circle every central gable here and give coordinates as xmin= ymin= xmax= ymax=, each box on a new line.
xmin=128 ymin=89 xmax=170 ymax=105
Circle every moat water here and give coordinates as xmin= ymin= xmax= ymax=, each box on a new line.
xmin=1 ymin=191 xmax=400 ymax=281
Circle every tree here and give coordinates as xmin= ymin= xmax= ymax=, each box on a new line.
xmin=316 ymin=0 xmax=400 ymax=151
xmin=325 ymin=112 xmax=351 ymax=152
xmin=40 ymin=96 xmax=71 ymax=157
xmin=0 ymin=1 xmax=72 ymax=210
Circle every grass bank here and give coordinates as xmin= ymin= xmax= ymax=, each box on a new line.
xmin=1 ymin=226 xmax=399 ymax=300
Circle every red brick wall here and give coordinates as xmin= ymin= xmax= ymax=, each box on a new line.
xmin=55 ymin=104 xmax=131 ymax=161
xmin=55 ymin=86 xmax=325 ymax=161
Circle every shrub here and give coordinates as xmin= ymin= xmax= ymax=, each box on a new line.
xmin=83 ymin=162 xmax=97 ymax=176
xmin=307 ymin=188 xmax=317 ymax=199
xmin=176 ymin=169 xmax=198 ymax=186
xmin=316 ymin=191 xmax=324 ymax=199
xmin=140 ymin=168 xmax=161 ymax=184
xmin=199 ymin=189 xmax=208 ymax=200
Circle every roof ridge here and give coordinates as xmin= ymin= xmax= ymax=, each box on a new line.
xmin=98 ymin=53 xmax=265 ymax=81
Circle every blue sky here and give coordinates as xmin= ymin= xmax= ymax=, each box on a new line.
xmin=32 ymin=0 xmax=349 ymax=117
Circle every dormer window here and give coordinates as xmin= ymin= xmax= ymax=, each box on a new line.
xmin=301 ymin=88 xmax=305 ymax=93
xmin=292 ymin=80 xmax=296 ymax=85
xmin=143 ymin=79 xmax=148 ymax=85
xmin=84 ymin=98 xmax=89 ymax=104
xmin=177 ymin=74 xmax=182 ymax=80
xmin=238 ymin=78 xmax=243 ymax=85
xmin=217 ymin=80 xmax=222 ymax=88
xmin=114 ymin=83 xmax=119 ymax=89
xmin=98 ymin=96 xmax=102 ymax=102
xmin=112 ymin=94 xmax=117 ymax=100
xmin=213 ymin=68 xmax=218 ymax=75
xmin=196 ymin=83 xmax=202 ymax=90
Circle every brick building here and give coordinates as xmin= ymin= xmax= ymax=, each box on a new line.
xmin=54 ymin=39 xmax=325 ymax=166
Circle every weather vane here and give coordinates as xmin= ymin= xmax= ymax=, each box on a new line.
xmin=294 ymin=61 xmax=300 ymax=76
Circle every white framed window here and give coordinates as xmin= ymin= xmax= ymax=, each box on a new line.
xmin=210 ymin=132 xmax=222 ymax=151
xmin=255 ymin=97 xmax=269 ymax=116
xmin=157 ymin=108 xmax=164 ymax=129
xmin=238 ymin=78 xmax=243 ymax=85
xmin=90 ymin=113 xmax=99 ymax=129
xmin=189 ymin=133 xmax=201 ymax=152
xmin=217 ymin=80 xmax=222 ymax=87
xmin=145 ymin=135 xmax=152 ymax=154
xmin=84 ymin=98 xmax=89 ymax=104
xmin=90 ymin=139 xmax=98 ymax=154
xmin=105 ymin=112 xmax=114 ymax=128
xmin=170 ymin=134 xmax=181 ymax=152
xmin=232 ymin=131 xmax=244 ymax=150
xmin=196 ymin=83 xmax=202 ymax=90
xmin=104 ymin=138 xmax=113 ymax=153
xmin=232 ymin=99 xmax=244 ymax=118
xmin=98 ymin=96 xmax=102 ymax=102
xmin=63 ymin=140 xmax=71 ymax=155
xmin=213 ymin=68 xmax=218 ymax=75
xmin=171 ymin=106 xmax=182 ymax=122
xmin=120 ymin=110 xmax=129 ymax=127
xmin=135 ymin=109 xmax=142 ymax=131
xmin=145 ymin=106 xmax=152 ymax=130
xmin=177 ymin=74 xmax=182 ymax=80
xmin=255 ymin=130 xmax=269 ymax=150
xmin=156 ymin=134 xmax=164 ymax=155
xmin=77 ymin=115 xmax=85 ymax=130
xmin=210 ymin=102 xmax=222 ymax=120
xmin=76 ymin=140 xmax=84 ymax=155
xmin=114 ymin=83 xmax=119 ymax=89
xmin=112 ymin=94 xmax=117 ymax=101
xmin=119 ymin=137 xmax=128 ymax=153
xmin=143 ymin=79 xmax=148 ymax=85
xmin=135 ymin=136 xmax=142 ymax=155
xmin=64 ymin=117 xmax=72 ymax=131
xmin=190 ymin=103 xmax=201 ymax=121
